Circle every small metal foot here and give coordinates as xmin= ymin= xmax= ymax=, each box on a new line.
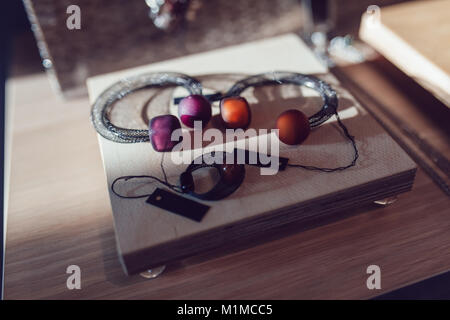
xmin=140 ymin=265 xmax=166 ymax=279
xmin=374 ymin=196 xmax=398 ymax=206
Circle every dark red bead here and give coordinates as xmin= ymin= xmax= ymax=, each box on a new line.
xmin=220 ymin=164 xmax=246 ymax=185
xmin=178 ymin=94 xmax=212 ymax=128
xmin=149 ymin=115 xmax=183 ymax=152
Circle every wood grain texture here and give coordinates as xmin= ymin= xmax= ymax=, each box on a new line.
xmin=3 ymin=70 xmax=450 ymax=299
xmin=87 ymin=36 xmax=416 ymax=274
xmin=359 ymin=0 xmax=450 ymax=107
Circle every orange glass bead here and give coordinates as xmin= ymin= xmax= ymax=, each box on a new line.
xmin=220 ymin=96 xmax=251 ymax=129
xmin=276 ymin=109 xmax=311 ymax=145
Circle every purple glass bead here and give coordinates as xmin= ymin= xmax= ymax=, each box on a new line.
xmin=149 ymin=115 xmax=183 ymax=152
xmin=178 ymin=94 xmax=212 ymax=128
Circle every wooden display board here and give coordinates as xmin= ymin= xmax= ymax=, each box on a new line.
xmin=87 ymin=34 xmax=416 ymax=275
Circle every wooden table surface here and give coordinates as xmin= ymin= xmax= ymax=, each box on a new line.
xmin=4 ymin=66 xmax=450 ymax=299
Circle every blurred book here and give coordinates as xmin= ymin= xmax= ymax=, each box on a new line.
xmin=360 ymin=0 xmax=450 ymax=108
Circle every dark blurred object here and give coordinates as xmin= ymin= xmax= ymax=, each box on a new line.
xmin=302 ymin=0 xmax=413 ymax=40
xmin=24 ymin=0 xmax=303 ymax=97
xmin=301 ymin=0 xmax=329 ymax=37
xmin=146 ymin=0 xmax=191 ymax=31
xmin=300 ymin=0 xmax=414 ymax=68
xmin=8 ymin=1 xmax=42 ymax=77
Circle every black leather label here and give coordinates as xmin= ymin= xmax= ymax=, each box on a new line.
xmin=146 ymin=188 xmax=210 ymax=222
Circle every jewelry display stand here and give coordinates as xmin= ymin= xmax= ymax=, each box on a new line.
xmin=87 ymin=34 xmax=416 ymax=275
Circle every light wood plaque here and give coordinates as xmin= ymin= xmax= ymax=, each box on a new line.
xmin=87 ymin=34 xmax=416 ymax=275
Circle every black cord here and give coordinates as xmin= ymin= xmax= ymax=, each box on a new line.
xmin=111 ymin=153 xmax=183 ymax=199
xmin=287 ymin=111 xmax=359 ymax=172
xmin=111 ymin=175 xmax=183 ymax=199
xmin=160 ymin=151 xmax=169 ymax=185
xmin=109 ymin=72 xmax=359 ymax=200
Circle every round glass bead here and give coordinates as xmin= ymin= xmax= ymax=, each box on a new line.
xmin=276 ymin=109 xmax=310 ymax=145
xmin=149 ymin=114 xmax=183 ymax=152
xmin=220 ymin=96 xmax=251 ymax=129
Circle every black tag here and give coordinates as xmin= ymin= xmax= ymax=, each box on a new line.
xmin=146 ymin=188 xmax=210 ymax=222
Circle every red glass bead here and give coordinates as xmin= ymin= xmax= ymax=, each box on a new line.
xmin=149 ymin=115 xmax=183 ymax=152
xmin=220 ymin=96 xmax=251 ymax=129
xmin=276 ymin=109 xmax=311 ymax=145
xmin=220 ymin=163 xmax=246 ymax=184
xmin=178 ymin=94 xmax=212 ymax=128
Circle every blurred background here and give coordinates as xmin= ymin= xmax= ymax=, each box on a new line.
xmin=4 ymin=0 xmax=411 ymax=97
